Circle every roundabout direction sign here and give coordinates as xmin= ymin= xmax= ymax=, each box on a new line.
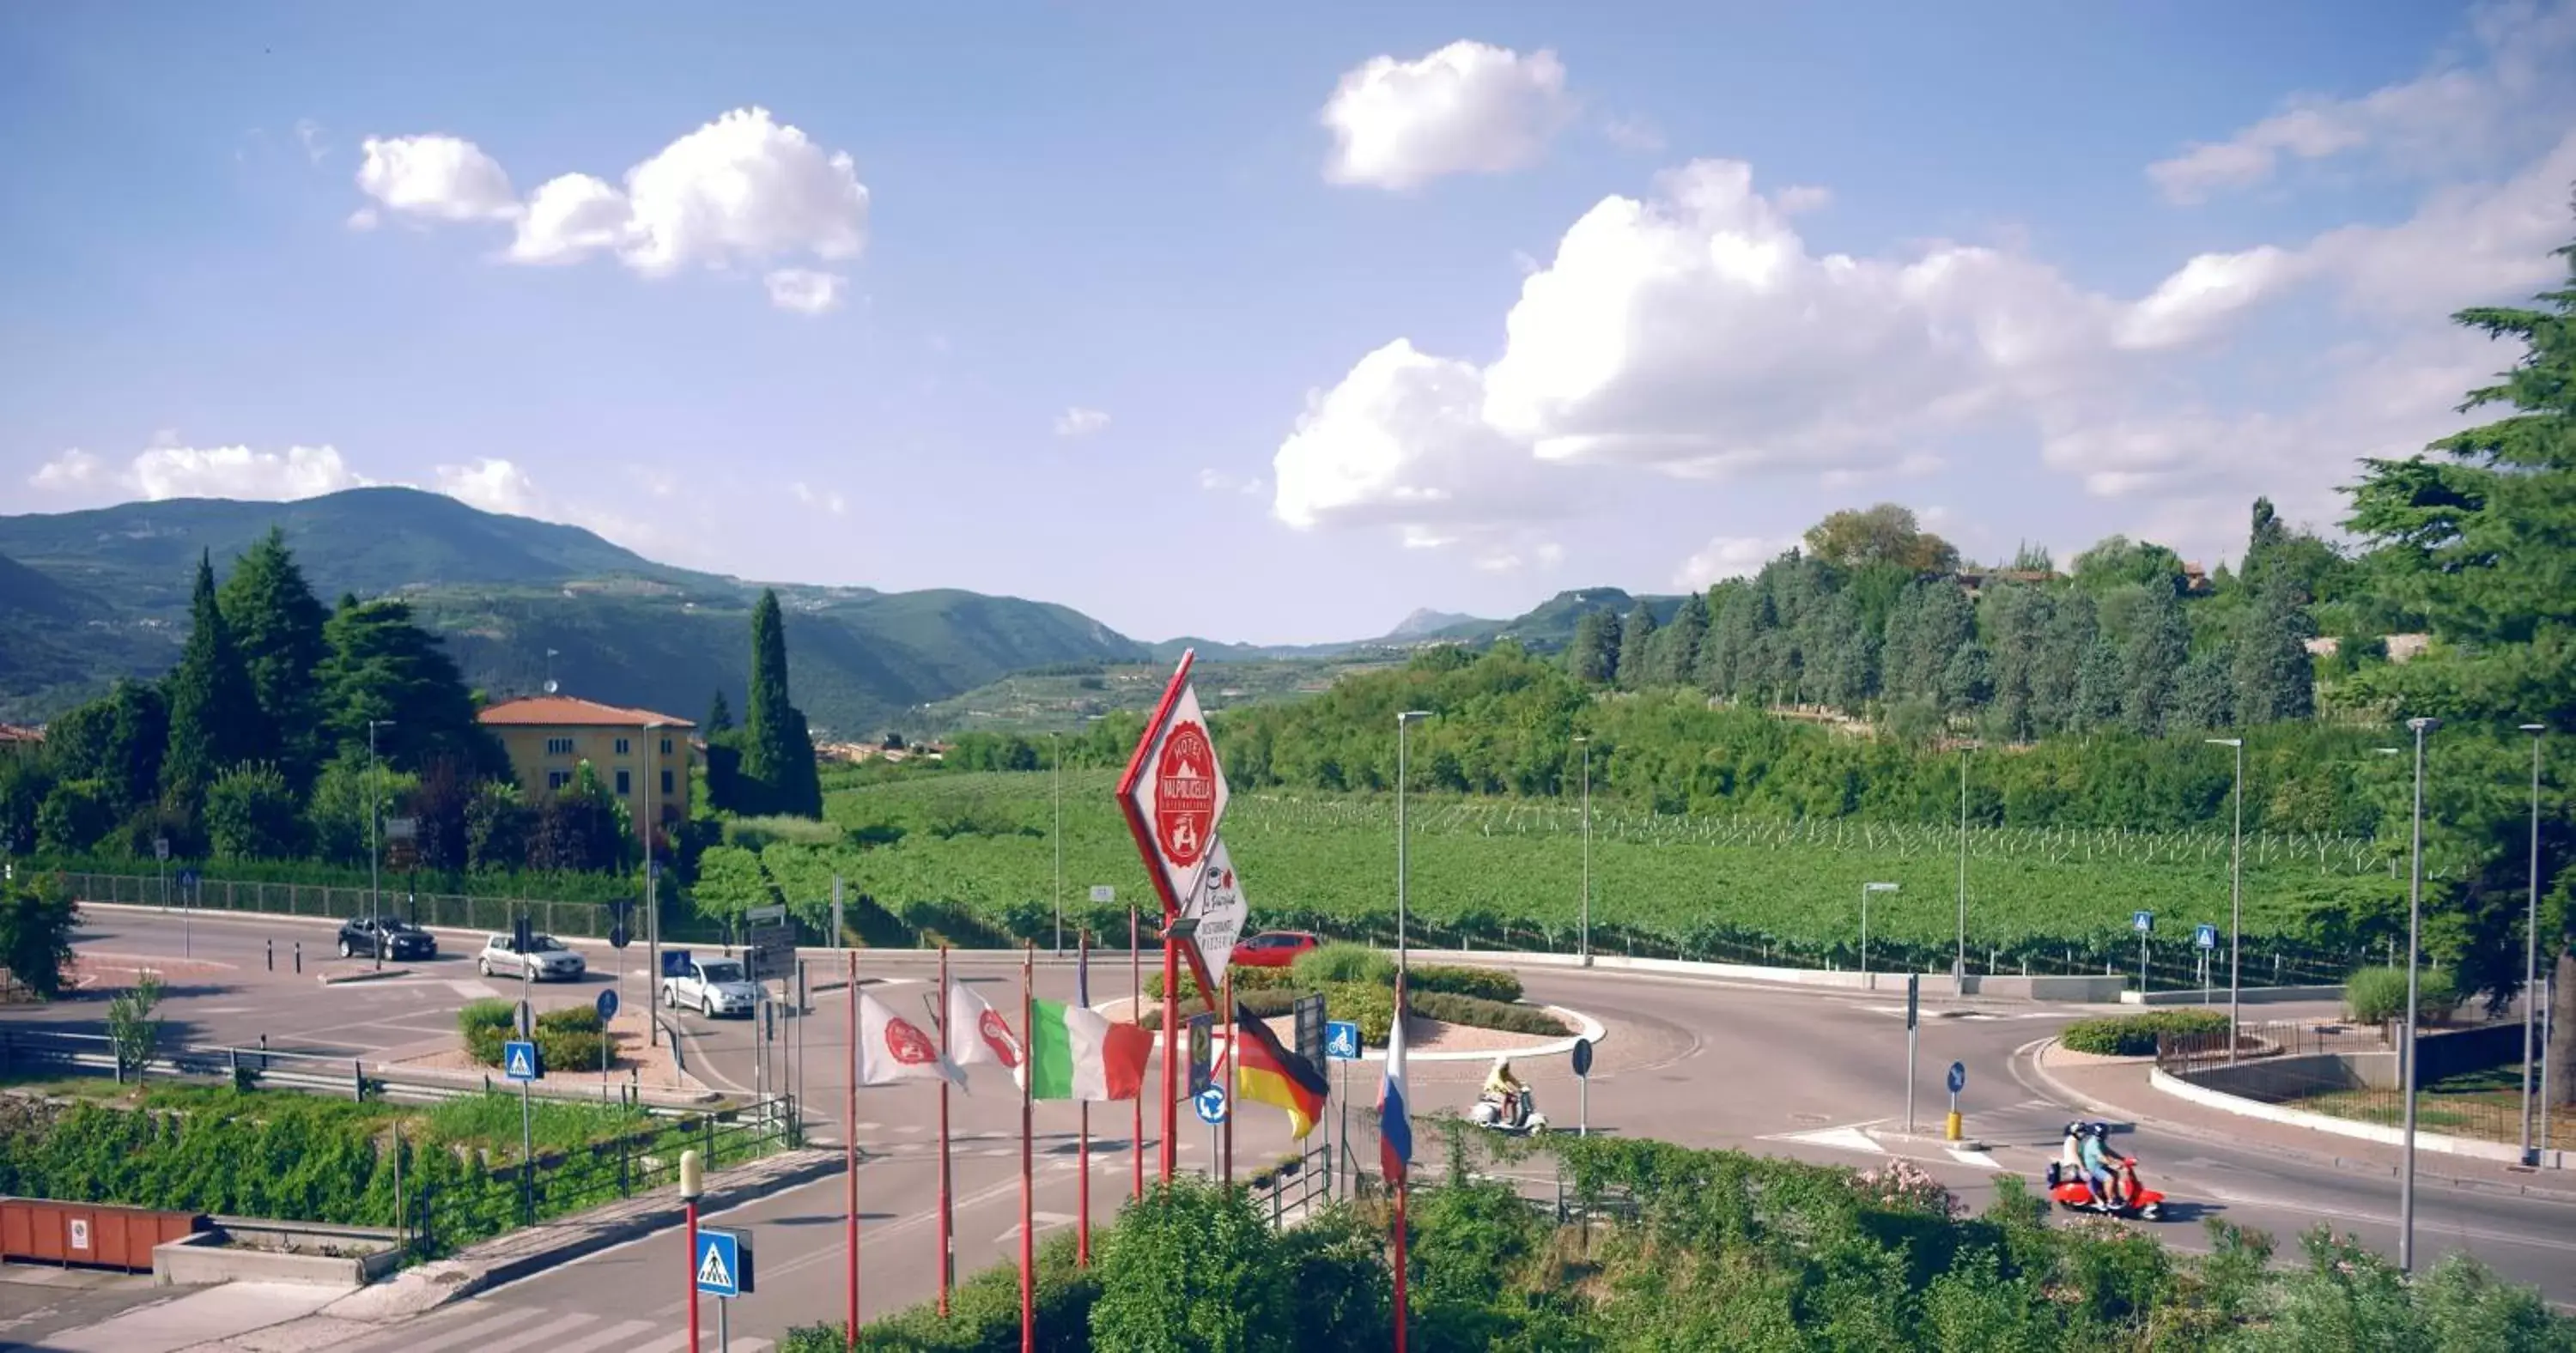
xmin=1194 ymin=1085 xmax=1227 ymax=1125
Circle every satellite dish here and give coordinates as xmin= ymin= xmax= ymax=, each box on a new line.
xmin=544 ymin=679 xmax=559 ymax=695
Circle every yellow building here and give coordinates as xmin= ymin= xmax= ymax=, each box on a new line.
xmin=477 ymin=696 xmax=695 ymax=836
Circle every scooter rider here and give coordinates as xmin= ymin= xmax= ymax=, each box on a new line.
xmin=2057 ymin=1122 xmax=2087 ymax=1186
xmin=1483 ymin=1056 xmax=1528 ymax=1126
xmin=2080 ymin=1121 xmax=2129 ymax=1209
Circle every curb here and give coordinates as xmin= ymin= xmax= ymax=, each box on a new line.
xmin=2016 ymin=1037 xmax=2576 ymax=1207
xmin=316 ymin=966 xmax=413 ymax=986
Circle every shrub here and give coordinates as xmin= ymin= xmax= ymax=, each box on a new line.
xmin=1406 ymin=963 xmax=1522 ymax=1004
xmin=459 ymin=998 xmax=513 ymax=1064
xmin=1294 ymin=942 xmax=1394 ymax=986
xmin=2058 ymin=1009 xmax=2231 ymax=1057
xmin=1409 ymin=989 xmax=1567 ymax=1037
xmin=2345 ymin=964 xmax=2460 ymax=1024
xmin=1143 ymin=964 xmax=1296 ymax=1001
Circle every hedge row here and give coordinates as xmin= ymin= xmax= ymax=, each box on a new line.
xmin=459 ymin=999 xmax=611 ymax=1073
xmin=1133 ymin=981 xmax=1564 ymax=1046
xmin=1145 ymin=957 xmax=1522 ymax=1008
xmin=2057 ymin=1009 xmax=2232 ymax=1057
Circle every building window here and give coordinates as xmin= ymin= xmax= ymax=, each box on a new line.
xmin=661 ymin=768 xmax=675 ymax=795
xmin=661 ymin=737 xmax=675 ymax=755
xmin=616 ymin=769 xmax=632 ymax=796
xmin=545 ymin=737 xmax=574 ymax=756
xmin=615 ymin=737 xmax=631 ymax=756
xmin=546 ymin=770 xmax=569 ymax=791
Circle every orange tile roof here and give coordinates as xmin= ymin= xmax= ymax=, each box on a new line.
xmin=477 ymin=696 xmax=696 ymax=729
xmin=0 ymin=723 xmax=42 ymax=743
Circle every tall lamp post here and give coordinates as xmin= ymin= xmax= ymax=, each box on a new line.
xmin=1396 ymin=711 xmax=1431 ymax=975
xmin=645 ymin=720 xmax=660 ymax=1047
xmin=2207 ymin=737 xmax=2246 ymax=1056
xmin=1861 ymin=883 xmax=1899 ymax=986
xmin=1050 ymin=731 xmax=1064 ymax=956
xmin=1574 ymin=736 xmax=1592 ymax=968
xmin=1955 ymin=743 xmax=1977 ymax=986
xmin=2399 ymin=715 xmax=2439 ymax=1272
xmin=2521 ymin=723 xmax=2547 ymax=1167
xmin=367 ymin=719 xmax=396 ymax=970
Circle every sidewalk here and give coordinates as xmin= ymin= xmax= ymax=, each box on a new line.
xmin=2026 ymin=1041 xmax=2576 ymax=1204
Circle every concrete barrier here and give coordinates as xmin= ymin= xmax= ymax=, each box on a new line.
xmin=154 ymin=1218 xmax=404 ymax=1287
xmin=2119 ymin=985 xmax=2344 ymax=1007
xmin=2149 ymin=1065 xmax=2566 ymax=1169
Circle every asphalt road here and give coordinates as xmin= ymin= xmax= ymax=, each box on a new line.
xmin=11 ymin=911 xmax=2576 ymax=1347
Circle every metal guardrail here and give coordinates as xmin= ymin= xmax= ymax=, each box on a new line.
xmin=0 ymin=1027 xmax=712 ymax=1112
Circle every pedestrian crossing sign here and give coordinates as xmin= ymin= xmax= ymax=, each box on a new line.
xmin=694 ymin=1227 xmax=753 ymax=1296
xmin=502 ymin=1039 xmax=542 ymax=1082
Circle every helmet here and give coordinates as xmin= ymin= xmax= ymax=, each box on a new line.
xmin=2087 ymin=1121 xmax=2111 ymax=1139
xmin=2064 ymin=1121 xmax=2084 ymax=1138
xmin=1492 ymin=1056 xmax=1515 ymax=1076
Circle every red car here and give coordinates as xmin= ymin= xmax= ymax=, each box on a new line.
xmin=1230 ymin=931 xmax=1320 ymax=968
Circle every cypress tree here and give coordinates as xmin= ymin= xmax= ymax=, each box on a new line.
xmin=743 ymin=589 xmax=822 ymax=818
xmin=706 ymin=689 xmax=734 ymax=735
xmin=2233 ymin=573 xmax=2318 ymax=723
xmin=1615 ymin=603 xmax=1657 ymax=689
xmin=218 ymin=527 xmax=331 ymax=786
xmin=161 ymin=551 xmax=264 ymax=805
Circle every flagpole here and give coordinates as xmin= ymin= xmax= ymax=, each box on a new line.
xmin=938 ymin=944 xmax=953 ymax=1317
xmin=1078 ymin=929 xmax=1092 ymax=1266
xmin=1391 ymin=971 xmax=1408 ymax=1353
xmin=845 ymin=949 xmax=859 ymax=1349
xmin=1221 ymin=964 xmax=1234 ymax=1186
xmin=1019 ymin=941 xmax=1037 ymax=1353
xmin=1129 ymin=906 xmax=1144 ymax=1204
xmin=1160 ymin=914 xmax=1178 ymax=1183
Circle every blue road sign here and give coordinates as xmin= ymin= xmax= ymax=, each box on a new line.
xmin=1194 ymin=1085 xmax=1228 ymax=1125
xmin=1324 ymin=1021 xmax=1361 ymax=1061
xmin=693 ymin=1227 xmax=753 ymax=1297
xmin=2132 ymin=910 xmax=2154 ymax=933
xmin=2195 ymin=924 xmax=2218 ymax=950
xmin=1946 ymin=1060 xmax=1967 ymax=1095
xmin=501 ymin=1040 xmax=542 ymax=1082
xmin=596 ymin=988 xmax=620 ymax=1022
xmin=176 ymin=868 xmax=199 ymax=890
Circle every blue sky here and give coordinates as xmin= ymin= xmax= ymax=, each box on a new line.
xmin=4 ymin=3 xmax=2572 ymax=643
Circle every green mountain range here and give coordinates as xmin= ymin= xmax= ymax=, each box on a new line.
xmin=0 ymin=488 xmax=1656 ymax=734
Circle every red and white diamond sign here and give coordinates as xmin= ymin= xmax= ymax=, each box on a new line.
xmin=1119 ymin=662 xmax=1230 ymax=912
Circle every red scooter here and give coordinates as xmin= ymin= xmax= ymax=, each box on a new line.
xmin=2045 ymin=1157 xmax=2166 ymax=1220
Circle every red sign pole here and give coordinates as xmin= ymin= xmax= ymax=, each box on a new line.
xmin=1115 ymin=651 xmax=1202 ymax=1185
xmin=938 ymin=945 xmax=953 ymax=1316
xmin=845 ymin=949 xmax=859 ymax=1349
xmin=1018 ymin=943 xmax=1036 ymax=1353
xmin=1077 ymin=928 xmax=1091 ymax=1267
xmin=1129 ymin=906 xmax=1144 ymax=1204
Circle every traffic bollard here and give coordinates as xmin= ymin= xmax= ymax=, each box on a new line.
xmin=295 ymin=942 xmax=302 ymax=974
xmin=1945 ymin=1110 xmax=1963 ymax=1143
xmin=267 ymin=939 xmax=274 ymax=972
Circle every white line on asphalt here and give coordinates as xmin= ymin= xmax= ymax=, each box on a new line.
xmin=1762 ymin=1125 xmax=1886 ymax=1156
xmin=1944 ymin=1148 xmax=2008 ymax=1172
xmin=343 ymin=1307 xmax=526 ymax=1353
xmin=2196 ymin=1186 xmax=2576 ymax=1253
xmin=461 ymin=1310 xmax=605 ymax=1353
xmin=542 ymin=1315 xmax=665 ymax=1353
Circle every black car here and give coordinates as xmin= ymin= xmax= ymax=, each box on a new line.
xmin=337 ymin=916 xmax=437 ymax=961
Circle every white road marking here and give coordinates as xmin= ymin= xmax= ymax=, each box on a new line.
xmin=1944 ymin=1147 xmax=2008 ymax=1172
xmin=344 ymin=1307 xmax=525 ymax=1353
xmin=547 ymin=1317 xmax=665 ymax=1353
xmin=993 ymin=1210 xmax=1078 ymax=1243
xmin=1763 ymin=1125 xmax=1886 ymax=1156
xmin=449 ymin=980 xmax=501 ymax=999
xmin=465 ymin=1311 xmax=605 ymax=1353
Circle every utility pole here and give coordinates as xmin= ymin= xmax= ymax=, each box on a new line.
xmin=1575 ymin=735 xmax=1591 ymax=968
xmin=1955 ymin=743 xmax=1974 ymax=987
xmin=2521 ymin=723 xmax=2546 ymax=1167
xmin=2399 ymin=715 xmax=2439 ymax=1272
xmin=2207 ymin=737 xmax=2245 ymax=1058
xmin=645 ymin=720 xmax=659 ymax=1047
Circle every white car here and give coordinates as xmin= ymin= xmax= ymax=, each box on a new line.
xmin=663 ymin=956 xmax=760 ymax=1018
xmin=477 ymin=933 xmax=586 ymax=982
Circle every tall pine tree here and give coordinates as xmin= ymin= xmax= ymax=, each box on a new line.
xmin=319 ymin=598 xmax=509 ymax=777
xmin=2117 ymin=587 xmax=2189 ymax=736
xmin=1656 ymin=594 xmax=1708 ymax=688
xmin=161 ymin=551 xmax=264 ymax=806
xmin=2233 ymin=572 xmax=2318 ymax=723
xmin=218 ymin=527 xmax=331 ymax=787
xmin=742 ymin=589 xmax=823 ymax=818
xmin=1615 ymin=603 xmax=1657 ymax=690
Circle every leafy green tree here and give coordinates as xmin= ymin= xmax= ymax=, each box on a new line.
xmin=529 ymin=761 xmax=626 ymax=872
xmin=1090 ymin=1180 xmax=1297 ymax=1351
xmin=217 ymin=528 xmax=331 ymax=787
xmin=1939 ymin=640 xmax=1994 ymax=715
xmin=1566 ymin=608 xmax=1619 ymax=685
xmin=2073 ymin=534 xmax=2188 ymax=596
xmin=38 ymin=682 xmax=167 ymax=816
xmin=2073 ymin=633 xmax=2124 ymax=731
xmin=1810 ymin=594 xmax=1877 ymax=712
xmin=1614 ymin=602 xmax=1656 ymax=689
xmin=34 ymin=779 xmax=116 ymax=854
xmin=705 ymin=689 xmax=733 ymax=736
xmin=1981 ymin=583 xmax=2054 ymax=741
xmin=1698 ymin=582 xmax=1756 ymax=695
xmin=1655 ymin=593 xmax=1708 ymax=688
xmin=303 ymin=753 xmax=419 ymax=866
xmin=2118 ymin=587 xmax=2188 ymax=736
xmin=106 ymin=972 xmax=165 ymax=1080
xmin=204 ymin=762 xmax=307 ymax=860
xmin=464 ymin=780 xmax=532 ymax=872
xmin=2235 ymin=572 xmax=2318 ymax=724
xmin=1803 ymin=502 xmax=1959 ymax=573
xmin=0 ymin=871 xmax=77 ymax=999
xmin=1893 ymin=581 xmax=1973 ymax=704
xmin=319 ymin=598 xmax=508 ymax=778
xmin=404 ymin=759 xmax=477 ymax=874
xmin=160 ymin=552 xmax=265 ymax=805
xmin=741 ymin=590 xmax=823 ymax=818
xmin=0 ymin=755 xmax=50 ymax=857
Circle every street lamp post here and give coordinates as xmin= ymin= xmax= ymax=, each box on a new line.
xmin=1862 ymin=883 xmax=1899 ymax=986
xmin=2207 ymin=737 xmax=2246 ymax=1057
xmin=645 ymin=720 xmax=659 ymax=1047
xmin=1396 ymin=711 xmax=1431 ymax=975
xmin=1051 ymin=731 xmax=1064 ymax=956
xmin=2399 ymin=715 xmax=2439 ymax=1272
xmin=368 ymin=719 xmax=395 ymax=971
xmin=1955 ymin=744 xmax=1975 ymax=986
xmin=2521 ymin=723 xmax=2547 ymax=1167
xmin=1574 ymin=736 xmax=1591 ymax=968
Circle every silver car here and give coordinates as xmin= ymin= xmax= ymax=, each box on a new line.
xmin=478 ymin=933 xmax=587 ymax=981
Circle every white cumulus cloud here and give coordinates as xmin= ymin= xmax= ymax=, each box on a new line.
xmin=1054 ymin=407 xmax=1112 ymax=439
xmin=763 ymin=269 xmax=846 ymax=315
xmin=355 ymin=134 xmax=519 ymax=222
xmin=433 ymin=458 xmax=545 ymax=516
xmin=1273 ymin=338 xmax=1564 ymax=539
xmin=791 ymin=482 xmax=849 ymax=515
xmin=1674 ymin=536 xmax=1788 ymax=590
xmin=1321 ymin=40 xmax=1574 ymax=190
xmin=362 ymin=108 xmax=869 ymax=311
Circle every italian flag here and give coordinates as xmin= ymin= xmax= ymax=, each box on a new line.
xmin=1026 ymin=998 xmax=1151 ymax=1102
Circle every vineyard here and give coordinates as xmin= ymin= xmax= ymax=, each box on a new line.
xmin=671 ymin=771 xmax=2422 ymax=986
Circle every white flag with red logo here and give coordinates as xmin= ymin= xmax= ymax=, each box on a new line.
xmin=947 ymin=980 xmax=1025 ymax=1091
xmin=858 ymin=991 xmax=964 ymax=1089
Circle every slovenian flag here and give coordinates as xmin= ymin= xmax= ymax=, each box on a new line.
xmin=1379 ymin=980 xmax=1412 ymax=1184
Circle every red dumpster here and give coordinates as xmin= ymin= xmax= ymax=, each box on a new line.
xmin=0 ymin=1198 xmax=206 ymax=1273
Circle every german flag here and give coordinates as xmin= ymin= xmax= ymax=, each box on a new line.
xmin=1231 ymin=1001 xmax=1328 ymax=1138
